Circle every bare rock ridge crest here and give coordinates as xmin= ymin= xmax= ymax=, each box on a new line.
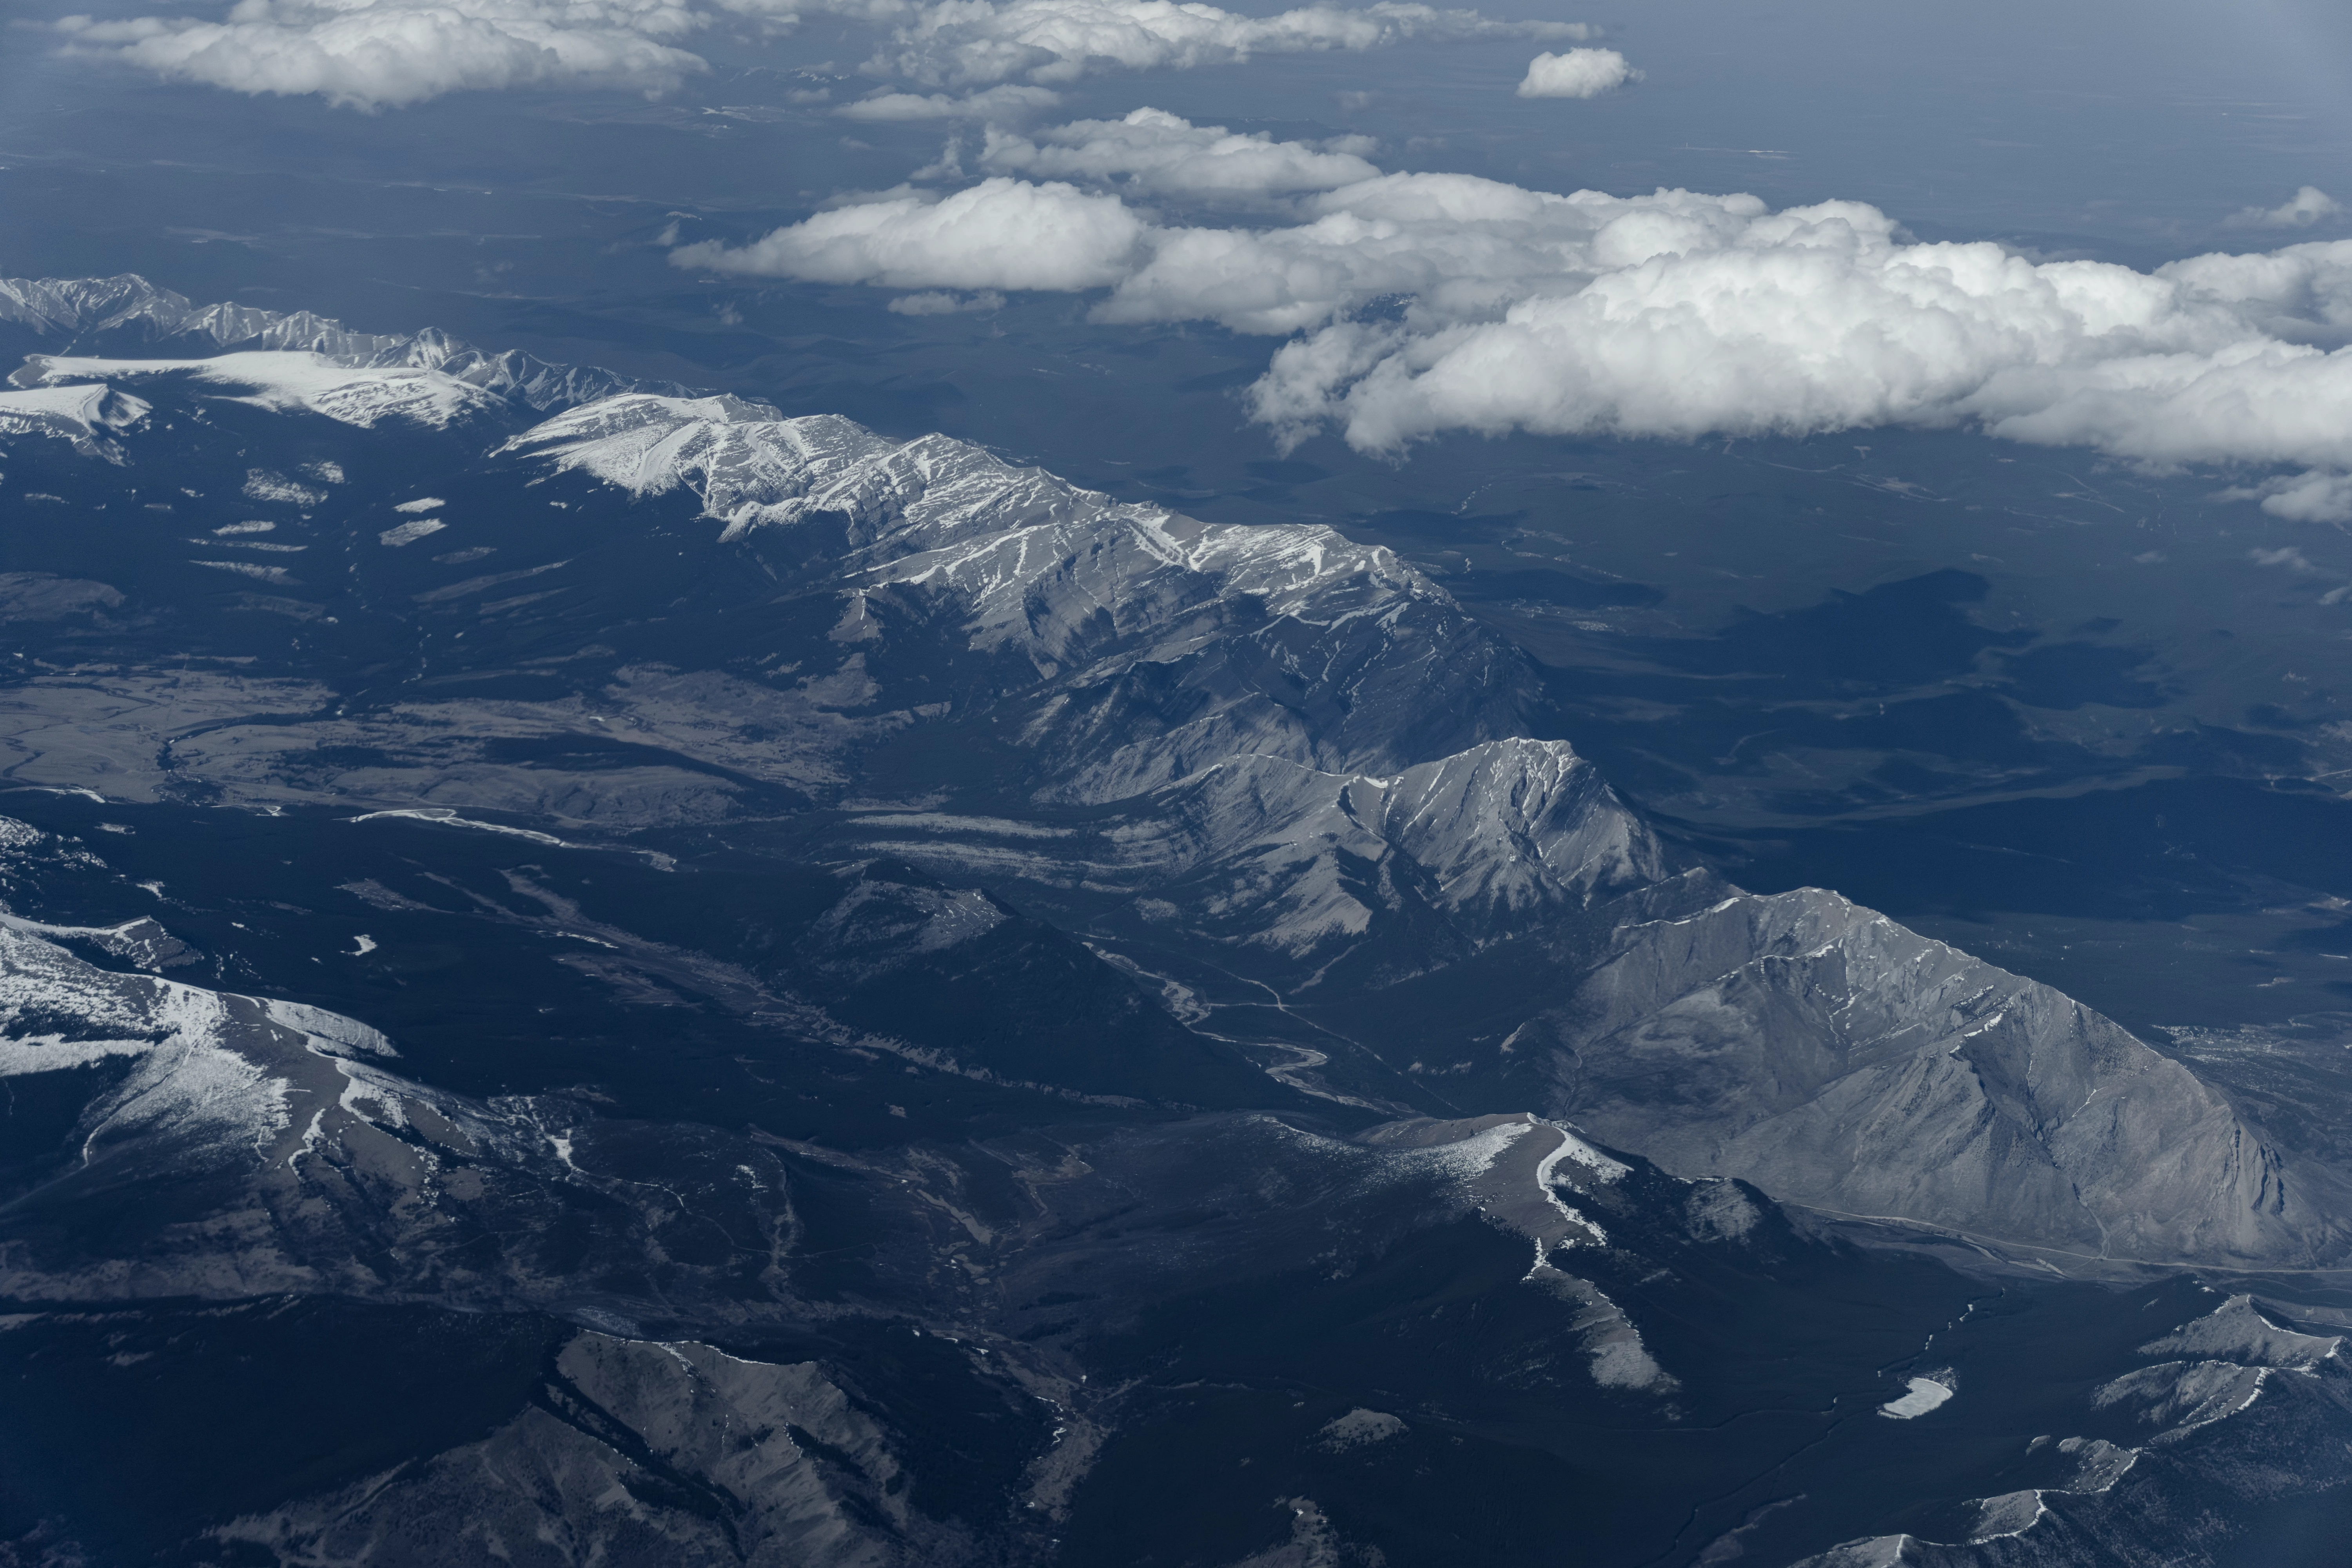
xmin=0 ymin=272 xmax=2345 ymax=1273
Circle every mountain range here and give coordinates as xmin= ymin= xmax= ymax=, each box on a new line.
xmin=4 ymin=275 xmax=2350 ymax=1567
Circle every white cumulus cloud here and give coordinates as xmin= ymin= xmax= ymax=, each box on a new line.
xmin=681 ymin=109 xmax=2352 ymax=505
xmin=2218 ymin=469 xmax=2352 ymax=523
xmin=2249 ymin=545 xmax=2319 ymax=571
xmin=976 ymin=105 xmax=1380 ymax=199
xmin=50 ymin=0 xmax=793 ymax=109
xmin=2226 ymin=186 xmax=2344 ymax=231
xmin=58 ymin=0 xmax=1588 ymax=106
xmin=671 ymin=176 xmax=1147 ymax=289
xmin=1515 ymin=46 xmax=1635 ymax=98
xmin=866 ymin=0 xmax=1588 ymax=87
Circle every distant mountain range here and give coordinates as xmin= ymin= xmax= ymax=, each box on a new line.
xmin=4 ymin=275 xmax=2349 ymax=1568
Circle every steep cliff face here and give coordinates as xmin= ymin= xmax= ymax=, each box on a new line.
xmin=217 ymin=1334 xmax=969 ymax=1568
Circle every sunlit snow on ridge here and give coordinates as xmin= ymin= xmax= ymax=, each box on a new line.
xmin=16 ymin=352 xmax=499 ymax=429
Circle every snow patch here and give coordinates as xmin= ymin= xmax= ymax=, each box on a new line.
xmin=379 ymin=518 xmax=446 ymax=546
xmin=1313 ymin=1409 xmax=1405 ymax=1450
xmin=347 ymin=808 xmax=569 ymax=847
xmin=1879 ymin=1376 xmax=1955 ymax=1419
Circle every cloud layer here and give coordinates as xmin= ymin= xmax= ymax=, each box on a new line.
xmin=976 ymin=106 xmax=1379 ymax=199
xmin=54 ymin=0 xmax=753 ymax=109
xmin=673 ymin=176 xmax=1146 ymax=289
xmin=61 ymin=0 xmax=1588 ymax=108
xmin=865 ymin=0 xmax=1586 ymax=87
xmin=680 ymin=108 xmax=2352 ymax=500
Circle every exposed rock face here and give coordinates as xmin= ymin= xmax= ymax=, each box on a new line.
xmin=216 ymin=1335 xmax=956 ymax=1568
xmin=1497 ymin=879 xmax=2352 ymax=1266
xmin=847 ymin=738 xmax=1659 ymax=965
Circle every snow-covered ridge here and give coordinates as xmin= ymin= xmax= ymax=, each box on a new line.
xmin=0 ymin=272 xmax=690 ymax=415
xmin=505 ymin=399 xmax=1643 ymax=949
xmin=1 ymin=919 xmax=476 ymax=1192
xmin=507 ymin=394 xmax=1454 ymax=636
xmin=0 ymin=915 xmax=603 ymax=1300
xmin=1348 ymin=737 xmax=1664 ymax=912
xmin=16 ymin=352 xmax=503 ymax=430
xmin=509 ymin=394 xmax=1141 ymax=555
xmin=507 ymin=394 xmax=1417 ymax=609
xmin=1 ymin=921 xmax=292 ymax=1167
xmin=0 ymin=274 xmax=411 ymax=360
xmin=509 ymin=390 xmax=1537 ymax=799
xmin=1796 ymin=1291 xmax=2351 ymax=1565
xmin=0 ymin=381 xmax=151 ymax=456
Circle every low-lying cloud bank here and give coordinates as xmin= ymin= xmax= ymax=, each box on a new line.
xmin=975 ymin=106 xmax=1381 ymax=198
xmin=59 ymin=0 xmax=1586 ymax=108
xmin=685 ymin=175 xmax=1148 ymax=289
xmin=677 ymin=109 xmax=2352 ymax=510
